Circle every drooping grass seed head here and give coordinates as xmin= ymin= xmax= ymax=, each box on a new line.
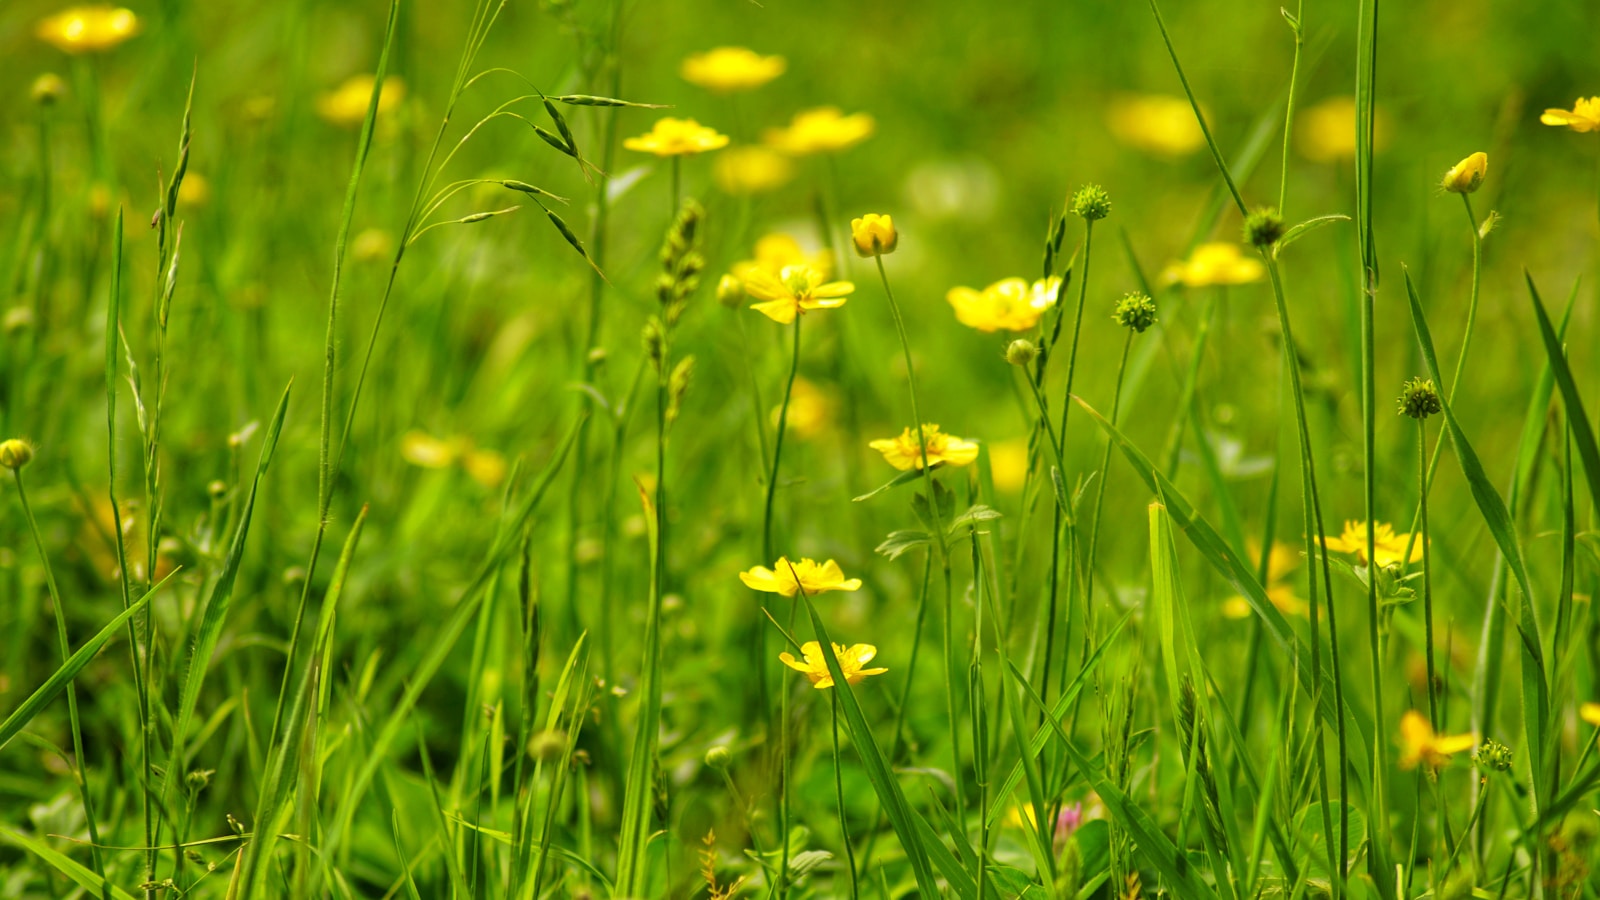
xmin=1070 ymin=184 xmax=1111 ymax=221
xmin=1242 ymin=207 xmax=1285 ymax=248
xmin=1005 ymin=339 xmax=1039 ymax=367
xmin=0 ymin=438 xmax=34 ymax=470
xmin=850 ymin=213 xmax=898 ymax=257
xmin=1441 ymin=151 xmax=1487 ymax=194
xmin=31 ymin=73 xmax=66 ymax=105
xmin=1398 ymin=378 xmax=1442 ymax=419
xmin=1113 ymin=291 xmax=1157 ymax=333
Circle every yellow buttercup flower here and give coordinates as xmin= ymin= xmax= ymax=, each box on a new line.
xmin=1441 ymin=152 xmax=1487 ymax=194
xmin=988 ymin=438 xmax=1031 ymax=494
xmin=1541 ymin=97 xmax=1600 ymax=133
xmin=1105 ymin=94 xmax=1205 ymax=157
xmin=780 ymin=641 xmax=887 ymax=689
xmin=713 ymin=146 xmax=794 ymax=195
xmin=1398 ymin=710 xmax=1475 ymax=770
xmin=740 ymin=557 xmax=862 ymax=597
xmin=946 ymin=277 xmax=1059 ymax=332
xmin=681 ymin=47 xmax=786 ymax=93
xmin=37 ymin=6 xmax=140 ymax=54
xmin=623 ymin=117 xmax=729 ymax=157
xmin=177 ymin=173 xmax=211 ymax=209
xmin=744 ymin=264 xmax=853 ymax=325
xmin=764 ymin=107 xmax=875 ymax=155
xmin=1322 ymin=520 xmax=1423 ymax=566
xmin=774 ymin=377 xmax=832 ymax=440
xmin=401 ymin=431 xmax=463 ymax=468
xmin=1581 ymin=702 xmax=1600 ymax=726
xmin=1298 ymin=96 xmax=1389 ymax=163
xmin=732 ymin=234 xmax=833 ymax=283
xmin=850 ymin=213 xmax=898 ymax=258
xmin=463 ymin=449 xmax=507 ymax=489
xmin=869 ymin=424 xmax=980 ymax=471
xmin=1161 ymin=243 xmax=1264 ymax=288
xmin=1222 ymin=541 xmax=1306 ymax=619
xmin=317 ymin=75 xmax=405 ymax=127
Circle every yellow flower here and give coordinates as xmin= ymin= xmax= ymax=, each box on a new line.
xmin=779 ymin=641 xmax=887 ymax=689
xmin=1541 ymin=97 xmax=1600 ymax=133
xmin=623 ymin=117 xmax=729 ymax=157
xmin=713 ymin=146 xmax=794 ymax=195
xmin=850 ymin=213 xmax=899 ymax=258
xmin=1223 ymin=541 xmax=1306 ymax=619
xmin=177 ymin=174 xmax=210 ymax=209
xmin=764 ymin=107 xmax=875 ymax=155
xmin=1298 ymin=96 xmax=1388 ymax=163
xmin=1161 ymin=243 xmax=1264 ymax=288
xmin=744 ymin=265 xmax=854 ymax=325
xmin=1398 ymin=710 xmax=1475 ymax=770
xmin=740 ymin=557 xmax=863 ymax=597
xmin=1441 ymin=152 xmax=1487 ymax=194
xmin=1322 ymin=520 xmax=1423 ymax=567
xmin=1581 ymin=702 xmax=1600 ymax=727
xmin=464 ymin=449 xmax=507 ymax=489
xmin=946 ymin=277 xmax=1058 ymax=332
xmin=869 ymin=424 xmax=980 ymax=471
xmin=37 ymin=6 xmax=140 ymax=54
xmin=988 ymin=438 xmax=1031 ymax=494
xmin=1105 ymin=94 xmax=1205 ymax=157
xmin=732 ymin=234 xmax=832 ymax=283
xmin=318 ymin=75 xmax=405 ymax=127
xmin=774 ymin=377 xmax=832 ymax=440
xmin=352 ymin=228 xmax=395 ymax=263
xmin=401 ymin=431 xmax=464 ymax=468
xmin=680 ymin=47 xmax=786 ymax=93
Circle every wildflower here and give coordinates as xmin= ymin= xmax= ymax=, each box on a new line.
xmin=1161 ymin=242 xmax=1265 ymax=288
xmin=1071 ymin=184 xmax=1112 ymax=221
xmin=463 ymin=449 xmax=507 ymax=489
xmin=1005 ymin=339 xmax=1039 ymax=368
xmin=1298 ymin=96 xmax=1389 ymax=162
xmin=779 ymin=641 xmax=887 ymax=689
xmin=177 ymin=174 xmax=210 ymax=209
xmin=773 ymin=377 xmax=832 ymax=440
xmin=850 ymin=213 xmax=898 ymax=258
xmin=946 ymin=277 xmax=1058 ymax=333
xmin=681 ymin=47 xmax=786 ymax=93
xmin=988 ymin=438 xmax=1031 ymax=494
xmin=743 ymin=264 xmax=853 ymax=325
xmin=1106 ymin=94 xmax=1206 ymax=157
xmin=704 ymin=746 xmax=733 ymax=769
xmin=716 ymin=273 xmax=745 ymax=309
xmin=1322 ymin=520 xmax=1424 ymax=566
xmin=870 ymin=424 xmax=980 ymax=471
xmin=1399 ymin=710 xmax=1475 ymax=770
xmin=36 ymin=6 xmax=140 ymax=53
xmin=0 ymin=439 xmax=35 ymax=470
xmin=713 ymin=146 xmax=794 ymax=194
xmin=1540 ymin=97 xmax=1600 ymax=133
xmin=401 ymin=431 xmax=462 ymax=469
xmin=1397 ymin=378 xmax=1442 ymax=419
xmin=731 ymin=233 xmax=833 ymax=284
xmin=1582 ymin=702 xmax=1600 ymax=727
xmin=31 ymin=74 xmax=67 ymax=105
xmin=740 ymin=556 xmax=862 ymax=597
xmin=1112 ymin=292 xmax=1158 ymax=333
xmin=1441 ymin=152 xmax=1488 ymax=194
xmin=624 ymin=117 xmax=729 ymax=157
xmin=317 ymin=75 xmax=405 ymax=127
xmin=1242 ymin=207 xmax=1285 ymax=248
xmin=764 ymin=107 xmax=875 ymax=155
xmin=1222 ymin=541 xmax=1306 ymax=619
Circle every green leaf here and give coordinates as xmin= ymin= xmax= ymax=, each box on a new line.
xmin=1525 ymin=272 xmax=1600 ymax=531
xmin=875 ymin=529 xmax=932 ymax=560
xmin=853 ymin=466 xmax=928 ymax=502
xmin=0 ymin=829 xmax=140 ymax=900
xmin=1273 ymin=214 xmax=1350 ymax=255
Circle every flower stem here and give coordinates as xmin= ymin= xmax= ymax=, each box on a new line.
xmin=1418 ymin=418 xmax=1439 ymax=730
xmin=763 ymin=316 xmax=802 ymax=561
xmin=831 ymin=692 xmax=860 ymax=900
xmin=1083 ymin=329 xmax=1135 ymax=641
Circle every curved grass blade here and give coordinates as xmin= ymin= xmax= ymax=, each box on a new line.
xmin=0 ymin=829 xmax=140 ymax=900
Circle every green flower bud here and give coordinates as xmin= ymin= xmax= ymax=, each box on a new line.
xmin=704 ymin=745 xmax=732 ymax=769
xmin=1242 ymin=206 xmax=1286 ymax=248
xmin=1070 ymin=184 xmax=1111 ymax=221
xmin=1113 ymin=291 xmax=1158 ymax=333
xmin=0 ymin=439 xmax=34 ymax=471
xmin=1474 ymin=739 xmax=1513 ymax=773
xmin=1005 ymin=339 xmax=1039 ymax=367
xmin=1397 ymin=377 xmax=1442 ymax=419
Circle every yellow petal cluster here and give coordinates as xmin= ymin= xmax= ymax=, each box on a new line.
xmin=1540 ymin=97 xmax=1600 ymax=133
xmin=764 ymin=107 xmax=875 ymax=155
xmin=1161 ymin=243 xmax=1264 ymax=288
xmin=1105 ymin=94 xmax=1205 ymax=157
xmin=850 ymin=213 xmax=898 ymax=258
xmin=740 ymin=557 xmax=862 ymax=597
xmin=779 ymin=641 xmax=887 ymax=689
xmin=623 ymin=117 xmax=729 ymax=157
xmin=317 ymin=75 xmax=406 ymax=127
xmin=1222 ymin=541 xmax=1306 ymax=619
xmin=714 ymin=146 xmax=795 ymax=195
xmin=681 ymin=47 xmax=786 ymax=93
xmin=1321 ymin=520 xmax=1423 ymax=567
xmin=1398 ymin=710 xmax=1475 ymax=770
xmin=946 ymin=277 xmax=1059 ymax=333
xmin=37 ymin=5 xmax=140 ymax=53
xmin=869 ymin=424 xmax=979 ymax=471
xmin=1441 ymin=152 xmax=1487 ymax=194
xmin=401 ymin=430 xmax=506 ymax=488
xmin=744 ymin=265 xmax=854 ymax=325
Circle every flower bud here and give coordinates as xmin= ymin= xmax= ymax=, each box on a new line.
xmin=850 ymin=213 xmax=898 ymax=258
xmin=716 ymin=273 xmax=744 ymax=309
xmin=0 ymin=439 xmax=34 ymax=470
xmin=1474 ymin=739 xmax=1512 ymax=773
xmin=1113 ymin=291 xmax=1158 ymax=333
xmin=1442 ymin=152 xmax=1487 ymax=195
xmin=1070 ymin=184 xmax=1111 ymax=221
xmin=1397 ymin=377 xmax=1442 ymax=420
xmin=1242 ymin=207 xmax=1285 ymax=248
xmin=1004 ymin=339 xmax=1038 ymax=367
xmin=31 ymin=73 xmax=66 ymax=106
xmin=704 ymin=745 xmax=732 ymax=769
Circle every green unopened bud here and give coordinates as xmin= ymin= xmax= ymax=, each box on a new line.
xmin=0 ymin=439 xmax=34 ymax=471
xmin=704 ymin=745 xmax=732 ymax=769
xmin=1113 ymin=291 xmax=1158 ymax=333
xmin=1397 ymin=377 xmax=1442 ymax=420
xmin=716 ymin=274 xmax=744 ymax=309
xmin=1242 ymin=206 xmax=1286 ymax=248
xmin=1070 ymin=184 xmax=1111 ymax=221
xmin=1474 ymin=739 xmax=1513 ymax=772
xmin=1005 ymin=339 xmax=1039 ymax=367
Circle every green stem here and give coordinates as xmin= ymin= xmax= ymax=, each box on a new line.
xmin=831 ymin=692 xmax=860 ymax=900
xmin=1083 ymin=330 xmax=1135 ymax=643
xmin=1419 ymin=418 xmax=1439 ymax=730
xmin=1055 ymin=220 xmax=1096 ymax=449
xmin=763 ymin=316 xmax=802 ymax=561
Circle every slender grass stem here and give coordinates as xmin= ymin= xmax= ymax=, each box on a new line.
xmin=763 ymin=317 xmax=802 ymax=562
xmin=830 ymin=692 xmax=860 ymax=900
xmin=1418 ymin=418 xmax=1439 ymax=730
xmin=1083 ymin=330 xmax=1135 ymax=640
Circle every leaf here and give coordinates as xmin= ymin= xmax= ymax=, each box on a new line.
xmin=788 ymin=849 xmax=833 ymax=879
xmin=875 ymin=529 xmax=932 ymax=560
xmin=946 ymin=504 xmax=1003 ymax=534
xmin=1273 ymin=214 xmax=1350 ymax=255
xmin=551 ymin=94 xmax=669 ymax=108
xmin=853 ymin=466 xmax=929 ymax=502
xmin=0 ymin=829 xmax=140 ymax=900
xmin=1525 ymin=272 xmax=1600 ymax=529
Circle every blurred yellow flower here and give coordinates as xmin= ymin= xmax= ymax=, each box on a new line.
xmin=733 ymin=234 xmax=832 ymax=282
xmin=463 ymin=449 xmax=507 ymax=489
xmin=681 ymin=47 xmax=786 ymax=93
xmin=1441 ymin=152 xmax=1487 ymax=194
xmin=623 ymin=117 xmax=729 ymax=157
xmin=764 ymin=107 xmax=875 ymax=155
xmin=850 ymin=213 xmax=898 ymax=258
xmin=177 ymin=174 xmax=210 ymax=208
xmin=318 ymin=75 xmax=405 ymax=127
xmin=713 ymin=145 xmax=794 ymax=194
xmin=1297 ymin=96 xmax=1391 ymax=163
xmin=1106 ymin=94 xmax=1205 ymax=157
xmin=1222 ymin=541 xmax=1306 ymax=619
xmin=1582 ymin=702 xmax=1600 ymax=726
xmin=1161 ymin=242 xmax=1264 ymax=288
xmin=744 ymin=264 xmax=854 ymax=325
xmin=352 ymin=228 xmax=395 ymax=263
xmin=774 ymin=377 xmax=832 ymax=440
xmin=1540 ymin=97 xmax=1600 ymax=133
xmin=780 ymin=641 xmax=887 ymax=689
xmin=988 ymin=438 xmax=1031 ymax=494
xmin=1399 ymin=710 xmax=1475 ymax=770
xmin=1322 ymin=520 xmax=1423 ymax=566
xmin=946 ymin=277 xmax=1058 ymax=332
xmin=870 ymin=424 xmax=979 ymax=471
xmin=37 ymin=6 xmax=140 ymax=54
xmin=402 ymin=431 xmax=464 ymax=468
xmin=740 ymin=557 xmax=862 ymax=597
